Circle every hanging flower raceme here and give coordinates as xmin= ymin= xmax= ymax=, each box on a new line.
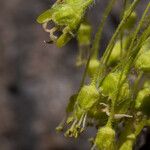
xmin=36 ymin=0 xmax=93 ymax=47
xmin=36 ymin=0 xmax=150 ymax=149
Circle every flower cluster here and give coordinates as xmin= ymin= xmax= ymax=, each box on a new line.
xmin=37 ymin=0 xmax=150 ymax=149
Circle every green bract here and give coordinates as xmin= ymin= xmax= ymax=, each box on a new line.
xmin=95 ymin=126 xmax=115 ymax=150
xmin=36 ymin=0 xmax=93 ymax=47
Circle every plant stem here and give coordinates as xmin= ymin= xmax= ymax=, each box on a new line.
xmin=102 ymin=0 xmax=141 ymax=65
xmin=79 ymin=51 xmax=92 ymax=90
xmin=78 ymin=0 xmax=116 ymax=89
xmin=79 ymin=0 xmax=117 ymax=88
xmin=127 ymin=0 xmax=150 ymax=56
xmin=91 ymin=0 xmax=116 ymax=59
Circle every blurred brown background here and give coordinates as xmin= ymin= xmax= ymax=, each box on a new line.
xmin=0 ymin=0 xmax=149 ymax=150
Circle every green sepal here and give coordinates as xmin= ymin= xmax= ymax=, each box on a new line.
xmin=36 ymin=9 xmax=53 ymax=24
xmin=56 ymin=33 xmax=72 ymax=47
xmin=66 ymin=94 xmax=78 ymax=113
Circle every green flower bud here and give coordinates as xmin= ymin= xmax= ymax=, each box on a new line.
xmin=37 ymin=0 xmax=93 ymax=46
xmin=95 ymin=126 xmax=115 ymax=150
xmin=135 ymin=37 xmax=150 ymax=72
xmin=119 ymin=134 xmax=136 ymax=150
xmin=123 ymin=11 xmax=137 ymax=30
xmin=140 ymin=36 xmax=150 ymax=51
xmin=135 ymin=88 xmax=150 ymax=116
xmin=100 ymin=71 xmax=127 ymax=99
xmin=108 ymin=40 xmax=122 ymax=66
xmin=135 ymin=88 xmax=150 ymax=109
xmin=108 ymin=37 xmax=129 ymax=66
xmin=69 ymin=84 xmax=99 ymax=120
xmin=77 ymin=22 xmax=92 ymax=46
xmin=65 ymin=84 xmax=99 ymax=138
xmin=100 ymin=71 xmax=130 ymax=114
xmin=135 ymin=50 xmax=150 ymax=72
xmin=77 ymin=85 xmax=99 ymax=112
xmin=100 ymin=72 xmax=118 ymax=98
xmin=87 ymin=59 xmax=100 ymax=78
xmin=143 ymin=80 xmax=150 ymax=89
